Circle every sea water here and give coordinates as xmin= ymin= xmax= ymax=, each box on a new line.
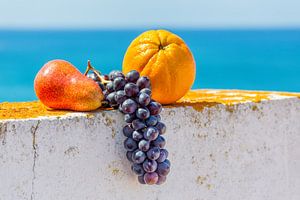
xmin=0 ymin=29 xmax=299 ymax=102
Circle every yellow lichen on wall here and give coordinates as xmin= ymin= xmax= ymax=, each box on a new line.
xmin=0 ymin=90 xmax=299 ymax=120
xmin=172 ymin=89 xmax=300 ymax=112
xmin=179 ymin=89 xmax=300 ymax=105
xmin=0 ymin=101 xmax=69 ymax=120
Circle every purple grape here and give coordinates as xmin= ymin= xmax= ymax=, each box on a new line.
xmin=138 ymin=139 xmax=150 ymax=152
xmin=132 ymin=150 xmax=146 ymax=164
xmin=143 ymin=159 xmax=158 ymax=172
xmin=113 ymin=77 xmax=126 ymax=91
xmin=145 ymin=116 xmax=158 ymax=126
xmin=131 ymin=163 xmax=145 ymax=176
xmin=155 ymin=115 xmax=162 ymax=122
xmin=106 ymin=92 xmax=116 ymax=104
xmin=132 ymin=130 xmax=143 ymax=141
xmin=106 ymin=82 xmax=114 ymax=92
xmin=137 ymin=76 xmax=151 ymax=89
xmin=114 ymin=90 xmax=127 ymax=104
xmin=103 ymin=90 xmax=109 ymax=98
xmin=164 ymin=159 xmax=171 ymax=167
xmin=152 ymin=136 xmax=166 ymax=148
xmin=123 ymin=124 xmax=134 ymax=137
xmin=124 ymin=113 xmax=136 ymax=123
xmin=140 ymin=88 xmax=152 ymax=96
xmin=124 ymin=138 xmax=137 ymax=151
xmin=156 ymin=122 xmax=166 ymax=135
xmin=122 ymin=99 xmax=137 ymax=114
xmin=87 ymin=72 xmax=95 ymax=80
xmin=144 ymin=127 xmax=159 ymax=141
xmin=136 ymin=108 xmax=150 ymax=120
xmin=126 ymin=70 xmax=140 ymax=83
xmin=144 ymin=172 xmax=158 ymax=185
xmin=103 ymin=74 xmax=109 ymax=80
xmin=96 ymin=81 xmax=105 ymax=91
xmin=138 ymin=175 xmax=146 ymax=184
xmin=132 ymin=119 xmax=146 ymax=130
xmin=138 ymin=93 xmax=151 ymax=106
xmin=148 ymin=101 xmax=162 ymax=115
xmin=109 ymin=70 xmax=124 ymax=80
xmin=118 ymin=104 xmax=123 ymax=113
xmin=124 ymin=83 xmax=139 ymax=97
xmin=156 ymin=175 xmax=167 ymax=185
xmin=108 ymin=70 xmax=117 ymax=80
xmin=147 ymin=147 xmax=160 ymax=160
xmin=106 ymin=82 xmax=114 ymax=93
xmin=115 ymin=71 xmax=125 ymax=79
xmin=87 ymin=72 xmax=100 ymax=81
xmin=157 ymin=161 xmax=170 ymax=176
xmin=126 ymin=151 xmax=133 ymax=162
xmin=157 ymin=149 xmax=168 ymax=163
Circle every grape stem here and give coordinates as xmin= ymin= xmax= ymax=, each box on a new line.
xmin=84 ymin=60 xmax=110 ymax=84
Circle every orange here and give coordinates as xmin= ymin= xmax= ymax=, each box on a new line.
xmin=122 ymin=29 xmax=196 ymax=104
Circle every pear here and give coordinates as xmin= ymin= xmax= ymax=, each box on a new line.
xmin=34 ymin=59 xmax=104 ymax=111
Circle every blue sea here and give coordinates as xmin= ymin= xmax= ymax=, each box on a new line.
xmin=0 ymin=29 xmax=300 ymax=102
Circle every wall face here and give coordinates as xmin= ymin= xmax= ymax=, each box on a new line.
xmin=0 ymin=98 xmax=300 ymax=200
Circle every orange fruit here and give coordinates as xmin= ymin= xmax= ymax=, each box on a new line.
xmin=122 ymin=29 xmax=196 ymax=104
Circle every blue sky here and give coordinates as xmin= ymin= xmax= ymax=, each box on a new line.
xmin=0 ymin=0 xmax=300 ymax=28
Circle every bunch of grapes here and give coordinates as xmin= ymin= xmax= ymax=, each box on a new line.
xmin=87 ymin=69 xmax=170 ymax=185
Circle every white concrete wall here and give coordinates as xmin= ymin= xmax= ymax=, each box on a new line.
xmin=0 ymin=97 xmax=300 ymax=200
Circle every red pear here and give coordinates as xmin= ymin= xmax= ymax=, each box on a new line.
xmin=34 ymin=59 xmax=104 ymax=111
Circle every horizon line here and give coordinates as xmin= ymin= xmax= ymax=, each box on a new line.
xmin=0 ymin=26 xmax=300 ymax=32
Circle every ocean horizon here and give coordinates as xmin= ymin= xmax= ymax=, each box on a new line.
xmin=0 ymin=28 xmax=300 ymax=102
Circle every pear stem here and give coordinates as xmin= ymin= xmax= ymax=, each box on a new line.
xmin=84 ymin=60 xmax=110 ymax=84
